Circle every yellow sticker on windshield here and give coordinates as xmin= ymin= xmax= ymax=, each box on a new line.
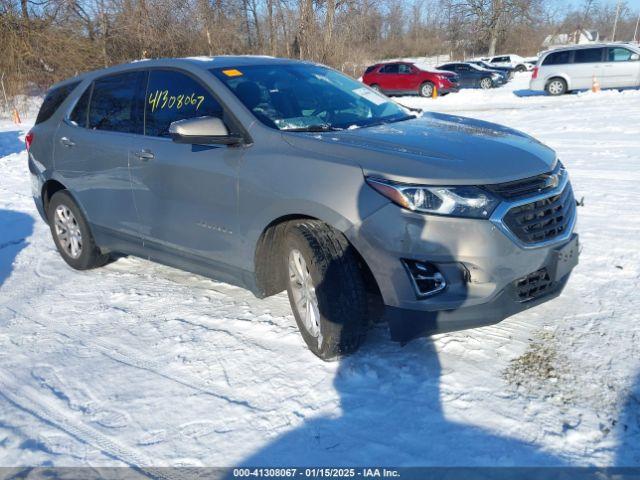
xmin=222 ymin=69 xmax=243 ymax=77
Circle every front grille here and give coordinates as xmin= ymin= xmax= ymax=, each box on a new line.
xmin=503 ymin=184 xmax=575 ymax=244
xmin=485 ymin=162 xmax=563 ymax=200
xmin=513 ymin=268 xmax=554 ymax=302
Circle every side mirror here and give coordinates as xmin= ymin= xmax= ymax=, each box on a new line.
xmin=169 ymin=116 xmax=243 ymax=145
xmin=631 ymin=53 xmax=640 ymax=61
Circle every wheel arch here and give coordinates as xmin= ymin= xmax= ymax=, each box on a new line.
xmin=41 ymin=179 xmax=68 ymax=222
xmin=546 ymin=74 xmax=571 ymax=91
xmin=253 ymin=214 xmax=382 ymax=306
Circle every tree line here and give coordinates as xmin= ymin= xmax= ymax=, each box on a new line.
xmin=1 ymin=0 xmax=639 ymax=98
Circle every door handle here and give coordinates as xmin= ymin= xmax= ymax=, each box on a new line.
xmin=133 ymin=149 xmax=155 ymax=161
xmin=59 ymin=137 xmax=75 ymax=147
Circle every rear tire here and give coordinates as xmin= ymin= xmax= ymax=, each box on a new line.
xmin=515 ymin=65 xmax=527 ymax=73
xmin=283 ymin=220 xmax=368 ymax=361
xmin=419 ymin=82 xmax=435 ymax=97
xmin=545 ymin=78 xmax=567 ymax=96
xmin=479 ymin=77 xmax=493 ymax=89
xmin=48 ymin=190 xmax=109 ymax=270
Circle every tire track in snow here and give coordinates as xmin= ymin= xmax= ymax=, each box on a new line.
xmin=0 ymin=370 xmax=191 ymax=480
xmin=6 ymin=304 xmax=264 ymax=411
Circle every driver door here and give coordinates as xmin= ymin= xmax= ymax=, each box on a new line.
xmin=397 ymin=63 xmax=419 ymax=91
xmin=602 ymin=47 xmax=640 ymax=88
xmin=129 ymin=68 xmax=244 ymax=264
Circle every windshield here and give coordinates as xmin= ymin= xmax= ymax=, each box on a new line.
xmin=210 ymin=64 xmax=411 ymax=131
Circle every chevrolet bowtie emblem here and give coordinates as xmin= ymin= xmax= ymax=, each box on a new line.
xmin=541 ymin=173 xmax=559 ymax=190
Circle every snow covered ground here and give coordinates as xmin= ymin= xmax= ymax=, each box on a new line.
xmin=0 ymin=74 xmax=639 ymax=468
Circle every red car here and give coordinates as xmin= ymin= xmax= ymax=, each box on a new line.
xmin=362 ymin=62 xmax=459 ymax=97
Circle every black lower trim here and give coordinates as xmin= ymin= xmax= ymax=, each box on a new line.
xmin=385 ymin=274 xmax=570 ymax=344
xmin=91 ymin=224 xmax=259 ymax=296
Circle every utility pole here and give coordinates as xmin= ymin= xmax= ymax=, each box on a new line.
xmin=611 ymin=0 xmax=621 ymax=41
xmin=634 ymin=11 xmax=640 ymax=43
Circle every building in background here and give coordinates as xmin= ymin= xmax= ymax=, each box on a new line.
xmin=543 ymin=28 xmax=600 ymax=49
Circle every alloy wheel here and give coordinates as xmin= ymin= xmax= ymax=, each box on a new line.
xmin=548 ymin=80 xmax=564 ymax=95
xmin=288 ymin=249 xmax=320 ymax=338
xmin=480 ymin=78 xmax=492 ymax=89
xmin=54 ymin=204 xmax=83 ymax=259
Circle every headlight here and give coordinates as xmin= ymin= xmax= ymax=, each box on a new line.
xmin=366 ymin=177 xmax=499 ymax=218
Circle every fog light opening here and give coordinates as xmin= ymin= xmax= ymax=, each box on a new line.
xmin=402 ymin=260 xmax=447 ymax=298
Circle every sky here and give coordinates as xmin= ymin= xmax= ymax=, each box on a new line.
xmin=581 ymin=0 xmax=640 ymax=11
xmin=564 ymin=0 xmax=640 ymax=12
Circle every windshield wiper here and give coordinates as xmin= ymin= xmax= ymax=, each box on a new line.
xmin=281 ymin=124 xmax=341 ymax=132
xmin=362 ymin=114 xmax=417 ymax=128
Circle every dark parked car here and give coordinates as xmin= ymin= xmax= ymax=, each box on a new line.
xmin=362 ymin=62 xmax=459 ymax=97
xmin=27 ymin=56 xmax=579 ymax=361
xmin=468 ymin=60 xmax=514 ymax=81
xmin=436 ymin=63 xmax=504 ymax=89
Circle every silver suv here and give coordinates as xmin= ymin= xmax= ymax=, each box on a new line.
xmin=27 ymin=56 xmax=579 ymax=360
xmin=531 ymin=43 xmax=640 ymax=95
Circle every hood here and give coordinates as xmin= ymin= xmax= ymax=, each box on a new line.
xmin=283 ymin=112 xmax=556 ymax=185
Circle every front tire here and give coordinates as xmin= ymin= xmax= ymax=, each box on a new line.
xmin=515 ymin=64 xmax=527 ymax=73
xmin=48 ymin=190 xmax=108 ymax=270
xmin=283 ymin=221 xmax=368 ymax=361
xmin=546 ymin=78 xmax=567 ymax=96
xmin=370 ymin=84 xmax=382 ymax=93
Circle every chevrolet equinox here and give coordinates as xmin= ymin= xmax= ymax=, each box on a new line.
xmin=27 ymin=56 xmax=579 ymax=360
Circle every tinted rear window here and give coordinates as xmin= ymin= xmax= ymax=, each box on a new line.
xmin=574 ymin=48 xmax=603 ymax=63
xmin=543 ymin=51 xmax=571 ymax=66
xmin=35 ymin=81 xmax=80 ymax=124
xmin=89 ymin=71 xmax=146 ymax=134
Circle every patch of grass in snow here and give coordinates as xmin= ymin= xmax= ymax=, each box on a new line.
xmin=503 ymin=330 xmax=631 ymax=439
xmin=503 ymin=331 xmax=569 ymax=400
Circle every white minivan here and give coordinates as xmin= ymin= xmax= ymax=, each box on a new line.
xmin=530 ymin=43 xmax=640 ymax=95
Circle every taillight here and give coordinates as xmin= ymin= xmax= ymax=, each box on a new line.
xmin=532 ymin=67 xmax=539 ymax=79
xmin=25 ymin=130 xmax=34 ymax=151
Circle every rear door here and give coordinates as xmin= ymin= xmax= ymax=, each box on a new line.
xmin=602 ymin=46 xmax=640 ymax=88
xmin=129 ymin=68 xmax=243 ymax=263
xmin=377 ymin=64 xmax=401 ymax=91
xmin=570 ymin=47 xmax=605 ymax=89
xmin=54 ymin=71 xmax=146 ymax=242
